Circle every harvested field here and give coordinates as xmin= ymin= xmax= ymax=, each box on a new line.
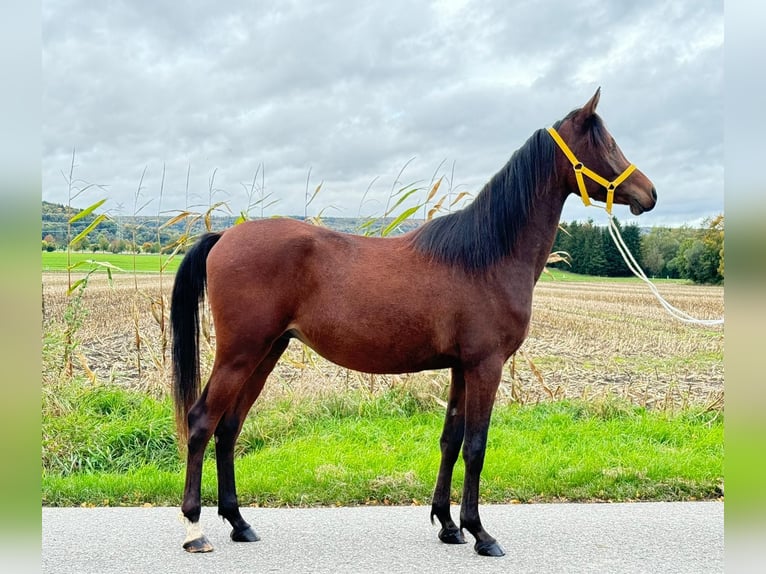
xmin=41 ymin=272 xmax=723 ymax=410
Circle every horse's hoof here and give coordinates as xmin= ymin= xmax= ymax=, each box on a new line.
xmin=475 ymin=539 xmax=505 ymax=557
xmin=438 ymin=527 xmax=467 ymax=545
xmin=183 ymin=535 xmax=214 ymax=553
xmin=231 ymin=526 xmax=260 ymax=542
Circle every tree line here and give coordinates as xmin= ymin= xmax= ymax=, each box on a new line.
xmin=548 ymin=215 xmax=723 ymax=284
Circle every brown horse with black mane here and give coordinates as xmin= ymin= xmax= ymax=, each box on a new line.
xmin=171 ymin=88 xmax=656 ymax=557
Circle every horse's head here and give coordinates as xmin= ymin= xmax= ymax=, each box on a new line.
xmin=550 ymin=88 xmax=657 ymax=215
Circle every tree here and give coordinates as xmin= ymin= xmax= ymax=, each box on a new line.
xmin=581 ymin=222 xmax=607 ymax=276
xmin=109 ymin=238 xmax=129 ymax=253
xmin=97 ymin=233 xmax=110 ymax=252
xmin=642 ymin=240 xmax=665 ymax=277
xmin=70 ymin=237 xmax=89 ymax=252
xmin=42 ymin=234 xmax=57 ymax=251
xmin=617 ymin=222 xmax=642 ymax=276
xmin=641 ymin=226 xmax=697 ymax=278
xmin=600 ymin=218 xmax=641 ymax=277
xmin=704 ymin=214 xmax=724 ymax=281
xmin=669 ymin=216 xmax=724 ymax=285
xmin=694 ymin=239 xmax=720 ymax=283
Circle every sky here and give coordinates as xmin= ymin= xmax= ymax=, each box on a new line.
xmin=41 ymin=0 xmax=723 ymax=227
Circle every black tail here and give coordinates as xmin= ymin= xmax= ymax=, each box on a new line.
xmin=171 ymin=232 xmax=222 ymax=442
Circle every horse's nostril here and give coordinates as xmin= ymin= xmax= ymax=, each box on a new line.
xmin=651 ymin=187 xmax=657 ymax=201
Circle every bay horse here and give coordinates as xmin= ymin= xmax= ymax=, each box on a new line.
xmin=171 ymin=88 xmax=656 ymax=557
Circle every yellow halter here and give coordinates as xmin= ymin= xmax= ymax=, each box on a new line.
xmin=546 ymin=127 xmax=636 ymax=214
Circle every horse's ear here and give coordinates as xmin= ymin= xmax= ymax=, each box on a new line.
xmin=581 ymin=87 xmax=601 ymax=117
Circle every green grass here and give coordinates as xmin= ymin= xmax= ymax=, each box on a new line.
xmin=42 ymin=379 xmax=723 ymax=507
xmin=41 ymin=251 xmax=181 ymax=274
xmin=42 ymin=384 xmax=178 ymax=475
xmin=539 ymin=268 xmax=689 ymax=283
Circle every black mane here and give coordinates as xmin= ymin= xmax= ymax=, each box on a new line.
xmin=407 ymin=125 xmax=559 ymax=272
xmin=408 ymin=110 xmax=610 ymax=272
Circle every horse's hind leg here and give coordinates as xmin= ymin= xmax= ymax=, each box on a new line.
xmin=431 ymin=368 xmax=467 ymax=545
xmin=215 ymin=336 xmax=290 ymax=542
xmin=180 ymin=382 xmax=216 ymax=552
xmin=180 ymin=347 xmax=268 ymax=552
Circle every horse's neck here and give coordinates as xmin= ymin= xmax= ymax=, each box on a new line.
xmin=506 ymin=184 xmax=568 ymax=283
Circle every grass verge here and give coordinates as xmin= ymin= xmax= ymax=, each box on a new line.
xmin=41 ymin=251 xmax=180 ymax=274
xmin=538 ymin=268 xmax=689 ymax=283
xmin=42 ymin=378 xmax=723 ymax=507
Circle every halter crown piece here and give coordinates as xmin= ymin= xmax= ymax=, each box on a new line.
xmin=546 ymin=127 xmax=636 ymax=215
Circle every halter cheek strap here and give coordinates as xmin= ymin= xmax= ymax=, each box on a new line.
xmin=546 ymin=127 xmax=636 ymax=215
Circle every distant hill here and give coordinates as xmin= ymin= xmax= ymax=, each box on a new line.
xmin=41 ymin=201 xmax=424 ymax=251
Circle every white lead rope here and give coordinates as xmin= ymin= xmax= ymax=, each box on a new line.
xmin=605 ymin=213 xmax=724 ymax=326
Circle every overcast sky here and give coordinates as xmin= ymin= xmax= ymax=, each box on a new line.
xmin=42 ymin=0 xmax=723 ymax=227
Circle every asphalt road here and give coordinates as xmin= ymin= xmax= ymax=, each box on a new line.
xmin=42 ymin=502 xmax=723 ymax=573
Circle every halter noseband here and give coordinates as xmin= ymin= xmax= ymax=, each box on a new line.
xmin=546 ymin=127 xmax=636 ymax=215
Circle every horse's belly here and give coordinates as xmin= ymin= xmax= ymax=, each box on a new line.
xmin=286 ymin=324 xmax=456 ymax=374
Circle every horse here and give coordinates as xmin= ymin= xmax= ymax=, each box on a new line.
xmin=170 ymin=88 xmax=657 ymax=557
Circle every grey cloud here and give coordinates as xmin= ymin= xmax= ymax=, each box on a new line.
xmin=42 ymin=0 xmax=723 ymax=225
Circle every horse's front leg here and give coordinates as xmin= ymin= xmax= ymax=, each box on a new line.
xmin=460 ymin=359 xmax=505 ymax=557
xmin=431 ymin=368 xmax=466 ymax=545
